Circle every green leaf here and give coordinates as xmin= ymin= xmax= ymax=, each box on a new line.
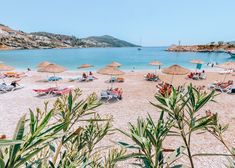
xmin=8 ymin=114 xmax=26 ymax=167
xmin=166 ymin=146 xmax=185 ymax=165
xmin=14 ymin=147 xmax=44 ymax=168
xmin=29 ymin=110 xmax=36 ymax=135
xmin=0 ymin=158 xmax=5 ymax=168
xmin=0 ymin=140 xmax=23 ymax=146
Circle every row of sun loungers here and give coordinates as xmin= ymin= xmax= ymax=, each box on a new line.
xmin=69 ymin=75 xmax=95 ymax=82
xmin=3 ymin=72 xmax=27 ymax=78
xmin=33 ymin=87 xmax=73 ymax=96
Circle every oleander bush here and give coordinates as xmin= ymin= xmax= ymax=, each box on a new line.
xmin=0 ymin=89 xmax=121 ymax=168
xmin=117 ymin=84 xmax=235 ymax=168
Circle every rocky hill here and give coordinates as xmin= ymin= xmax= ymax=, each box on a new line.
xmin=167 ymin=43 xmax=235 ymax=52
xmin=0 ymin=24 xmax=138 ymax=50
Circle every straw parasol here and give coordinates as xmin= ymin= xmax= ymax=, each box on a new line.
xmin=77 ymin=64 xmax=94 ymax=69
xmin=162 ymin=64 xmax=190 ymax=84
xmin=38 ymin=63 xmax=66 ymax=86
xmin=107 ymin=61 xmax=122 ymax=67
xmin=149 ymin=60 xmax=162 ymax=74
xmin=37 ymin=61 xmax=51 ymax=68
xmin=0 ymin=63 xmax=15 ymax=82
xmin=97 ymin=66 xmax=125 ymax=88
xmin=98 ymin=66 xmax=124 ymax=76
xmin=216 ymin=62 xmax=235 ymax=81
xmin=0 ymin=63 xmax=14 ymax=71
xmin=38 ymin=63 xmax=66 ymax=73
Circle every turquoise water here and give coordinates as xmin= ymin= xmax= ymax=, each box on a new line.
xmin=0 ymin=47 xmax=234 ymax=70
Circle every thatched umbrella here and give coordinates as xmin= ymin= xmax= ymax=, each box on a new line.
xmin=0 ymin=63 xmax=14 ymax=71
xmin=0 ymin=63 xmax=15 ymax=82
xmin=190 ymin=59 xmax=204 ymax=72
xmin=216 ymin=62 xmax=235 ymax=81
xmin=97 ymin=66 xmax=125 ymax=88
xmin=162 ymin=64 xmax=190 ymax=84
xmin=37 ymin=61 xmax=51 ymax=68
xmin=77 ymin=64 xmax=94 ymax=69
xmin=38 ymin=63 xmax=66 ymax=86
xmin=149 ymin=60 xmax=162 ymax=74
xmin=107 ymin=61 xmax=122 ymax=67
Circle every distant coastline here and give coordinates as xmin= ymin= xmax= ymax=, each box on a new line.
xmin=0 ymin=24 xmax=139 ymax=51
xmin=167 ymin=42 xmax=235 ymax=53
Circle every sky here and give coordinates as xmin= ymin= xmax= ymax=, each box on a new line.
xmin=0 ymin=0 xmax=235 ymax=46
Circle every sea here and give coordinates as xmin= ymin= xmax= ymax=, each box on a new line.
xmin=0 ymin=47 xmax=234 ymax=70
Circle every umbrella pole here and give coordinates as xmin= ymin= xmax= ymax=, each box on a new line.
xmin=54 ymin=73 xmax=58 ymax=87
xmin=0 ymin=72 xmax=5 ymax=83
xmin=171 ymin=74 xmax=174 ymax=84
xmin=110 ymin=75 xmax=113 ymax=89
xmin=223 ymin=72 xmax=228 ymax=82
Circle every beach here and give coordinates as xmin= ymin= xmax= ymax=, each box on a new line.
xmin=0 ymin=69 xmax=234 ymax=167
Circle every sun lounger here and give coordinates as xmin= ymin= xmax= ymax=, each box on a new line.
xmin=219 ymin=70 xmax=233 ymax=74
xmin=214 ymin=85 xmax=232 ymax=93
xmin=0 ymin=84 xmax=24 ymax=93
xmin=86 ymin=76 xmax=94 ymax=81
xmin=48 ymin=76 xmax=62 ymax=81
xmin=227 ymin=87 xmax=235 ymax=94
xmin=199 ymin=73 xmax=207 ymax=80
xmin=117 ymin=77 xmax=124 ymax=82
xmin=100 ymin=89 xmax=122 ymax=102
xmin=109 ymin=76 xmax=117 ymax=83
xmin=33 ymin=87 xmax=58 ymax=95
xmin=52 ymin=87 xmax=72 ymax=95
xmin=69 ymin=77 xmax=81 ymax=82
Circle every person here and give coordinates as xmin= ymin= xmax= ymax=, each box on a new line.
xmin=11 ymin=80 xmax=19 ymax=87
xmin=146 ymin=73 xmax=151 ymax=79
xmin=27 ymin=68 xmax=31 ymax=71
xmin=82 ymin=73 xmax=87 ymax=79
xmin=89 ymin=71 xmax=93 ymax=76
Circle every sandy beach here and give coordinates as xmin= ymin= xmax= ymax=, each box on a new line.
xmin=0 ymin=69 xmax=235 ymax=167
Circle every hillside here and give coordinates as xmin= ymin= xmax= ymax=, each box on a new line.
xmin=83 ymin=35 xmax=139 ymax=47
xmin=0 ymin=24 xmax=138 ymax=50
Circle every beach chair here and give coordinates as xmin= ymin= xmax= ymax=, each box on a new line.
xmin=69 ymin=77 xmax=81 ymax=82
xmin=117 ymin=77 xmax=124 ymax=82
xmin=192 ymin=74 xmax=200 ymax=80
xmin=0 ymin=84 xmax=24 ymax=93
xmin=109 ymin=76 xmax=117 ymax=83
xmin=33 ymin=87 xmax=58 ymax=96
xmin=52 ymin=87 xmax=72 ymax=96
xmin=214 ymin=85 xmax=233 ymax=93
xmin=86 ymin=76 xmax=94 ymax=82
xmin=48 ymin=76 xmax=62 ymax=81
xmin=100 ymin=90 xmax=111 ymax=100
xmin=199 ymin=73 xmax=207 ymax=80
xmin=227 ymin=87 xmax=235 ymax=94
